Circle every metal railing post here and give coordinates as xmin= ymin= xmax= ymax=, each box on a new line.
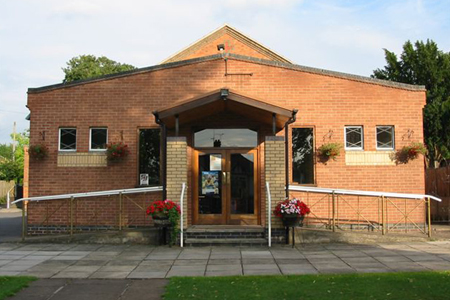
xmin=119 ymin=192 xmax=123 ymax=231
xmin=180 ymin=183 xmax=186 ymax=248
xmin=427 ymin=197 xmax=432 ymax=238
xmin=332 ymin=191 xmax=336 ymax=232
xmin=381 ymin=195 xmax=386 ymax=235
xmin=266 ymin=182 xmax=272 ymax=247
xmin=70 ymin=196 xmax=74 ymax=237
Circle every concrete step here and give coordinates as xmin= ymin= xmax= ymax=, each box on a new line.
xmin=185 ymin=225 xmax=265 ymax=240
xmin=185 ymin=238 xmax=267 ymax=246
xmin=186 ymin=225 xmax=264 ymax=233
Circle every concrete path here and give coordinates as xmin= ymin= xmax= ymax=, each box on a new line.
xmin=1 ymin=242 xmax=450 ymax=278
xmin=8 ymin=279 xmax=167 ymax=300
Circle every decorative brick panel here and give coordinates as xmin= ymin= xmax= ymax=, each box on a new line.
xmin=265 ymin=136 xmax=285 ymax=228
xmin=57 ymin=152 xmax=107 ymax=167
xmin=345 ymin=151 xmax=395 ymax=166
xmin=166 ymin=137 xmax=188 ymax=228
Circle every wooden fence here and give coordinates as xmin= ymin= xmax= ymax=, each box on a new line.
xmin=0 ymin=181 xmax=15 ymax=200
xmin=426 ymin=166 xmax=450 ymax=222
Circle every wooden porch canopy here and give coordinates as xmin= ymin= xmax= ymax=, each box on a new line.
xmin=153 ymin=88 xmax=296 ymax=130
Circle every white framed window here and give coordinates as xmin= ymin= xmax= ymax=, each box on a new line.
xmin=89 ymin=128 xmax=108 ymax=151
xmin=345 ymin=126 xmax=363 ymax=150
xmin=59 ymin=128 xmax=77 ymax=151
xmin=376 ymin=126 xmax=395 ymax=150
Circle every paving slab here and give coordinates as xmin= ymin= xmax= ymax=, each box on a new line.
xmin=242 ymin=258 xmax=275 ymax=265
xmin=173 ymin=259 xmax=208 ymax=266
xmin=89 ymin=271 xmax=131 ymax=279
xmin=206 ymin=270 xmax=243 ymax=276
xmin=207 ymin=264 xmax=242 ymax=272
xmin=208 ymin=259 xmax=241 ymax=265
xmin=279 ymin=264 xmax=318 ymax=275
xmin=128 ymin=271 xmax=168 ymax=279
xmin=244 ymin=269 xmax=281 ymax=275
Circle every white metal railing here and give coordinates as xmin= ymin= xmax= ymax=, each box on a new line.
xmin=6 ymin=186 xmax=14 ymax=209
xmin=288 ymin=185 xmax=441 ymax=202
xmin=266 ymin=182 xmax=272 ymax=247
xmin=11 ymin=186 xmax=163 ymax=204
xmin=180 ymin=182 xmax=186 ymax=248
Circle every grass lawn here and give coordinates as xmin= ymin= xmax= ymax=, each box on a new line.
xmin=164 ymin=272 xmax=450 ymax=300
xmin=0 ymin=276 xmax=36 ymax=300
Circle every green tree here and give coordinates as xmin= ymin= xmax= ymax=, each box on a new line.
xmin=372 ymin=40 xmax=450 ymax=167
xmin=0 ymin=130 xmax=29 ymax=183
xmin=62 ymin=55 xmax=136 ymax=83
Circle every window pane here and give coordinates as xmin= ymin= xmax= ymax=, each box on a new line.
xmin=292 ymin=128 xmax=314 ymax=184
xmin=60 ymin=128 xmax=77 ymax=150
xmin=199 ymin=154 xmax=222 ymax=214
xmin=139 ymin=129 xmax=160 ymax=186
xmin=91 ymin=129 xmax=107 ymax=150
xmin=194 ymin=129 xmax=257 ymax=148
xmin=345 ymin=127 xmax=363 ymax=149
xmin=377 ymin=126 xmax=394 ymax=149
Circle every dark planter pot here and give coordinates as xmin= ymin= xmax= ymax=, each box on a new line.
xmin=282 ymin=214 xmax=305 ymax=227
xmin=152 ymin=213 xmax=171 ymax=228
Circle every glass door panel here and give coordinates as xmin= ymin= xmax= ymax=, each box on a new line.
xmin=198 ymin=153 xmax=223 ymax=215
xmin=230 ymin=153 xmax=254 ymax=214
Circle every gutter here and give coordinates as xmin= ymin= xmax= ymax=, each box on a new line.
xmin=285 ymin=109 xmax=298 ymax=198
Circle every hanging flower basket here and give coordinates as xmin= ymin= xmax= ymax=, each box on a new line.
xmin=282 ymin=214 xmax=305 ymax=227
xmin=146 ymin=200 xmax=181 ymax=245
xmin=29 ymin=144 xmax=49 ymax=161
xmin=394 ymin=142 xmax=427 ymax=164
xmin=152 ymin=213 xmax=172 ymax=227
xmin=274 ymin=198 xmax=311 ymax=227
xmin=317 ymin=143 xmax=342 ymax=162
xmin=106 ymin=142 xmax=129 ymax=162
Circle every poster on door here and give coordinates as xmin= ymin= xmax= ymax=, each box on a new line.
xmin=202 ymin=171 xmax=219 ymax=195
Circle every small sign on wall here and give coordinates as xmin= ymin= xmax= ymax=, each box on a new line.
xmin=210 ymin=154 xmax=221 ymax=171
xmin=140 ymin=173 xmax=149 ymax=186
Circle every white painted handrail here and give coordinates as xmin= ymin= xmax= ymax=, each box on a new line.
xmin=11 ymin=186 xmax=163 ymax=204
xmin=289 ymin=185 xmax=441 ymax=202
xmin=6 ymin=186 xmax=14 ymax=209
xmin=180 ymin=182 xmax=186 ymax=248
xmin=266 ymin=181 xmax=272 ymax=248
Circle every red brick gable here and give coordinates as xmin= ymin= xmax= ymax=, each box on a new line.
xmin=161 ymin=24 xmax=291 ymax=64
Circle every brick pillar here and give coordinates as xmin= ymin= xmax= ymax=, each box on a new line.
xmin=265 ymin=136 xmax=285 ymax=228
xmin=166 ymin=137 xmax=188 ymax=229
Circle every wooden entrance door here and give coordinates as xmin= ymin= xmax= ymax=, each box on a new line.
xmin=193 ymin=149 xmax=258 ymax=225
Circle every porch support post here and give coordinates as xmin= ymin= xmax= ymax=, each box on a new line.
xmin=272 ymin=113 xmax=276 ymax=136
xmin=265 ymin=136 xmax=285 ymax=229
xmin=166 ymin=137 xmax=188 ymax=230
xmin=175 ymin=114 xmax=179 ymax=137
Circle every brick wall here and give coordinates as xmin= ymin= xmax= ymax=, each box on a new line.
xmin=265 ymin=136 xmax=285 ymax=228
xmin=27 ymin=56 xmax=427 ymax=231
xmin=166 ymin=137 xmax=188 ymax=228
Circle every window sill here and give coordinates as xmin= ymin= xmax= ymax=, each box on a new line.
xmin=290 ymin=183 xmax=317 ymax=187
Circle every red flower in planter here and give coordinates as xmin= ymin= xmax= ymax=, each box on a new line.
xmin=106 ymin=142 xmax=130 ymax=161
xmin=273 ymin=198 xmax=311 ymax=218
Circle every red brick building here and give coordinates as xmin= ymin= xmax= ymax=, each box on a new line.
xmin=25 ymin=25 xmax=427 ymax=239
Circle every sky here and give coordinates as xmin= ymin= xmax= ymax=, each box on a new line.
xmin=0 ymin=0 xmax=449 ymax=144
